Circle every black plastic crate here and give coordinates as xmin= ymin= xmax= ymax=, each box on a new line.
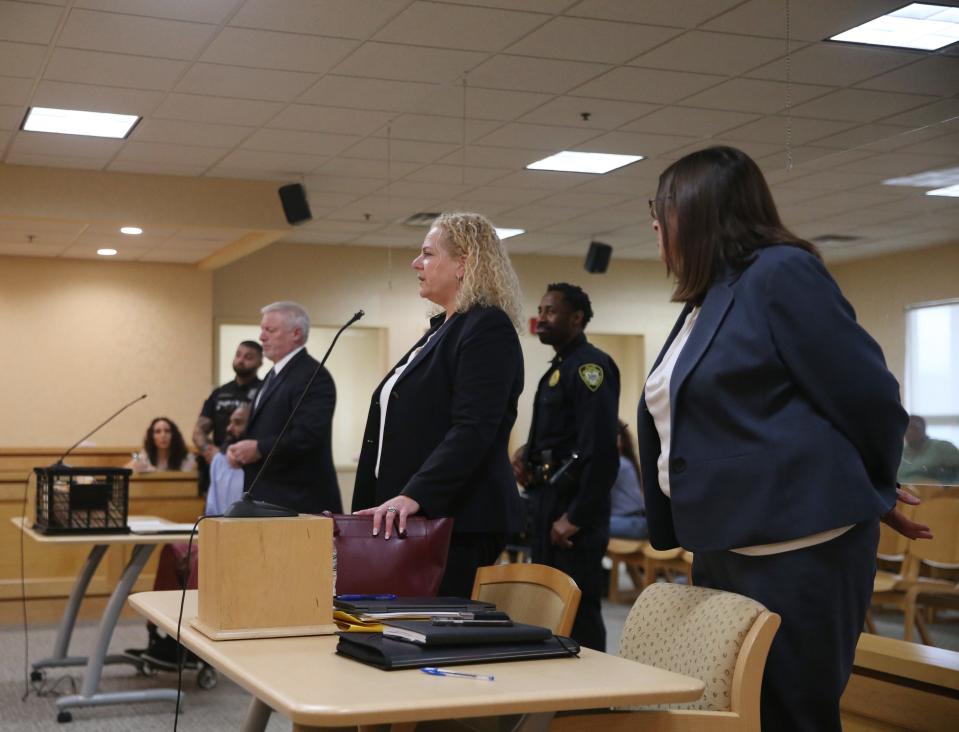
xmin=33 ymin=466 xmax=131 ymax=535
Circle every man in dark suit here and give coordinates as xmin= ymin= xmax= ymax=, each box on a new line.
xmin=227 ymin=301 xmax=341 ymax=514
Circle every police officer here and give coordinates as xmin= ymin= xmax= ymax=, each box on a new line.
xmin=519 ymin=282 xmax=620 ymax=651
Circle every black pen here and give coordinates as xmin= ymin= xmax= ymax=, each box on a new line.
xmin=431 ymin=618 xmax=514 ymax=626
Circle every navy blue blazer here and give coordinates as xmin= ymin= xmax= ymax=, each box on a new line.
xmin=352 ymin=306 xmax=525 ymax=535
xmin=244 ymin=348 xmax=341 ymax=514
xmin=638 ymin=245 xmax=907 ymax=552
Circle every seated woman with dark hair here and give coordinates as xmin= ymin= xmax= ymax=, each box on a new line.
xmin=127 ymin=416 xmax=196 ymax=472
xmin=610 ymin=421 xmax=647 ymax=540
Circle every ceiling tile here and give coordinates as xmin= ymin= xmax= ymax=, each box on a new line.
xmin=315 ymin=157 xmax=419 ymax=179
xmin=133 ymin=119 xmax=254 ymax=148
xmin=44 ymin=48 xmax=188 ymax=90
xmin=507 ymin=17 xmax=680 ymax=64
xmin=462 ymin=185 xmax=549 ymax=206
xmin=212 ymin=148 xmax=329 ymax=174
xmin=421 ymin=85 xmax=555 ymax=122
xmin=745 ymin=42 xmax=917 ymax=87
xmin=342 ymin=137 xmax=459 ymax=164
xmin=201 ymin=27 xmax=358 ymax=73
xmin=268 ymin=105 xmax=392 ymax=137
xmin=206 ymin=167 xmax=298 ymax=181
xmin=0 ymin=243 xmax=72 ymax=257
xmin=0 ymin=0 xmax=62 ymax=44
xmin=857 ymin=56 xmax=959 ymax=98
xmin=298 ymin=75 xmax=438 ymax=112
xmin=4 ymin=151 xmax=108 ymax=170
xmin=679 ymin=79 xmax=833 ymax=114
xmin=115 ymin=141 xmax=226 ymax=166
xmin=0 ymin=217 xmax=85 ymax=235
xmin=723 ymin=116 xmax=855 ymax=146
xmin=520 ymin=96 xmax=658 ymax=129
xmin=32 ymin=80 xmax=165 ymax=115
xmin=0 ymin=75 xmax=34 ymax=105
xmin=403 ymin=164 xmax=509 ymax=186
xmin=84 ymin=222 xmax=178 ymax=237
xmin=374 ymin=2 xmax=547 ymax=52
xmin=230 ymin=0 xmax=414 ymax=40
xmin=790 ymin=88 xmax=939 ymax=123
xmin=495 ymin=205 xmax=578 ymax=227
xmin=571 ymin=67 xmax=722 ymax=104
xmin=0 ymin=104 xmax=24 ymax=129
xmin=467 ymin=55 xmax=610 ymax=94
xmin=893 ymin=131 xmax=959 ymax=158
xmin=373 ymin=114 xmax=499 ymax=144
xmin=810 ymin=123 xmax=915 ymax=150
xmin=567 ymin=0 xmax=742 ymax=27
xmin=59 ymin=9 xmax=215 ymax=60
xmin=474 ymin=122 xmax=598 ymax=151
xmin=491 ymin=169 xmax=595 ymax=190
xmin=138 ymin=249 xmax=208 ymax=263
xmin=622 ymin=106 xmax=759 ymax=137
xmin=242 ymin=128 xmax=360 ymax=156
xmin=305 ymin=175 xmax=386 ymax=195
xmin=575 ymin=130 xmax=694 ymax=157
xmin=702 ymin=0 xmax=904 ymax=42
xmin=10 ymin=130 xmax=123 ymax=158
xmin=537 ymin=189 xmax=630 ymax=209
xmin=0 ymin=40 xmax=47 ymax=77
xmin=73 ymin=231 xmax=170 ymax=248
xmin=176 ymin=63 xmax=318 ymax=102
xmin=833 ymin=151 xmax=948 ymax=177
xmin=75 ymin=0 xmax=239 ymax=24
xmin=881 ymin=98 xmax=959 ymax=129
xmin=630 ymin=31 xmax=786 ymax=76
xmin=153 ymin=93 xmax=283 ymax=126
xmin=331 ymin=43 xmax=487 ymax=84
xmin=379 ymin=179 xmax=469 ymax=200
xmin=440 ymin=0 xmax=577 ymax=12
xmin=439 ymin=145 xmax=543 ymax=169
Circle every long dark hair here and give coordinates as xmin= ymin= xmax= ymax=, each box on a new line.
xmin=143 ymin=417 xmax=189 ymax=470
xmin=653 ymin=146 xmax=819 ymax=305
xmin=618 ymin=420 xmax=642 ymax=494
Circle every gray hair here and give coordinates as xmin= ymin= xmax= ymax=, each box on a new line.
xmin=261 ymin=301 xmax=310 ymax=344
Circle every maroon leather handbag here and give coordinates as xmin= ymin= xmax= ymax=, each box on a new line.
xmin=324 ymin=513 xmax=454 ymax=597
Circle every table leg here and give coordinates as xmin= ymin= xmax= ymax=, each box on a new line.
xmin=242 ymin=696 xmax=274 ymax=732
xmin=56 ymin=544 xmax=181 ymax=717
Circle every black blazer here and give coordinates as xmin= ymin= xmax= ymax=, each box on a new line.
xmin=244 ymin=348 xmax=341 ymax=514
xmin=638 ymin=245 xmax=907 ymax=552
xmin=352 ymin=306 xmax=524 ymax=535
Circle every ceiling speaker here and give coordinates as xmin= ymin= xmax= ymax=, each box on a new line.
xmin=278 ymin=183 xmax=312 ymax=226
xmin=584 ymin=241 xmax=612 ymax=273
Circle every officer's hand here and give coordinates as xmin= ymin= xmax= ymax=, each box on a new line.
xmin=511 ymin=446 xmax=531 ymax=487
xmin=550 ymin=513 xmax=579 ymax=548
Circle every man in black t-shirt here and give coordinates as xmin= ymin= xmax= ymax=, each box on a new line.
xmin=192 ymin=340 xmax=263 ymax=494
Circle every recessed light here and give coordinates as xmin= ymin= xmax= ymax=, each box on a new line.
xmin=120 ymin=226 xmax=143 ymax=235
xmin=526 ymin=151 xmax=644 ymax=175
xmin=495 ymin=228 xmax=525 ymax=240
xmin=97 ymin=248 xmax=118 ymax=256
xmin=21 ymin=106 xmax=140 ymax=139
xmin=829 ymin=3 xmax=959 ymax=51
xmin=926 ymin=184 xmax=959 ymax=197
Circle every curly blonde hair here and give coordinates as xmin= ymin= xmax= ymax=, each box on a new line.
xmin=432 ymin=212 xmax=524 ymax=330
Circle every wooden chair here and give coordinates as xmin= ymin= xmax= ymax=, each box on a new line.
xmin=869 ymin=497 xmax=959 ymax=643
xmin=550 ymin=583 xmax=781 ymax=732
xmin=606 ymin=538 xmax=648 ymax=603
xmin=643 ymin=545 xmax=693 ymax=588
xmin=471 ymin=562 xmax=581 ymax=636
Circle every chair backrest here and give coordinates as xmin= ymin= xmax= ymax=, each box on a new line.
xmin=911 ymin=497 xmax=959 ymax=567
xmin=619 ymin=583 xmax=780 ymax=716
xmin=471 ymin=563 xmax=581 ymax=636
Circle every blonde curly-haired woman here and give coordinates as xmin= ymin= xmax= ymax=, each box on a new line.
xmin=353 ymin=212 xmax=526 ymax=596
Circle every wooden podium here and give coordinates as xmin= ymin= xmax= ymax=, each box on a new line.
xmin=191 ymin=515 xmax=336 ymax=640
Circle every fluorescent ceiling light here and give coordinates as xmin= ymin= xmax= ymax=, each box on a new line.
xmin=829 ymin=3 xmax=959 ymax=50
xmin=120 ymin=226 xmax=143 ymax=235
xmin=97 ymin=248 xmax=118 ymax=256
xmin=926 ymin=184 xmax=959 ymax=197
xmin=884 ymin=166 xmax=959 ymax=188
xmin=496 ymin=228 xmax=525 ymax=240
xmin=527 ymin=151 xmax=644 ymax=175
xmin=22 ymin=107 xmax=140 ymax=139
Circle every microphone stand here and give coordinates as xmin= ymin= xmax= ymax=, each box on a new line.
xmin=225 ymin=310 xmax=365 ymax=518
xmin=51 ymin=394 xmax=148 ymax=468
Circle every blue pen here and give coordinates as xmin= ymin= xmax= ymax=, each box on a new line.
xmin=336 ymin=593 xmax=398 ymax=601
xmin=422 ymin=667 xmax=494 ymax=681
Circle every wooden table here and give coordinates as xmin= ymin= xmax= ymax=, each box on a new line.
xmin=13 ymin=516 xmax=196 ymax=722
xmin=130 ymin=589 xmax=705 ymax=731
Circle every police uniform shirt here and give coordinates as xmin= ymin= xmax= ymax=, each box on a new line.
xmin=526 ymin=333 xmax=620 ymax=529
xmin=200 ymin=378 xmax=263 ymax=447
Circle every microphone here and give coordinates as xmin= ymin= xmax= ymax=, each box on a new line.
xmin=224 ymin=310 xmax=365 ymax=518
xmin=52 ymin=394 xmax=148 ymax=468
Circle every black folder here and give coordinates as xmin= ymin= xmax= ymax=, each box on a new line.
xmin=382 ymin=620 xmax=552 ymax=646
xmin=335 ymin=632 xmax=580 ymax=670
xmin=332 ymin=597 xmax=496 ymax=614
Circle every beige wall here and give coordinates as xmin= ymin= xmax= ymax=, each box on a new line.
xmin=1 ymin=256 xmax=212 ymax=448
xmin=831 ymin=242 xmax=959 ymax=387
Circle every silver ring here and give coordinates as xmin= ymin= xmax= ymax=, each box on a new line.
xmin=386 ymin=506 xmax=397 ymax=513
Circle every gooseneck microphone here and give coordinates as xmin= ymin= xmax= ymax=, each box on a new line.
xmin=224 ymin=310 xmax=365 ymax=518
xmin=52 ymin=393 xmax=148 ymax=468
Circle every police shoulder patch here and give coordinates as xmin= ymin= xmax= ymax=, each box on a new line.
xmin=578 ymin=363 xmax=604 ymax=391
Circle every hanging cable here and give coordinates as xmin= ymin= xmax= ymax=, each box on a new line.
xmin=785 ymin=0 xmax=794 ymax=172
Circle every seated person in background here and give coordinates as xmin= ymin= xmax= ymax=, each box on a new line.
xmin=897 ymin=414 xmax=959 ymax=485
xmin=127 ymin=417 xmax=196 ymax=472
xmin=610 ymin=421 xmax=648 ymax=540
xmin=205 ymin=405 xmax=250 ymax=515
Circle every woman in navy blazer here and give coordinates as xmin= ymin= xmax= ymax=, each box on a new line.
xmin=353 ymin=212 xmax=525 ymax=597
xmin=639 ymin=147 xmax=930 ymax=731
